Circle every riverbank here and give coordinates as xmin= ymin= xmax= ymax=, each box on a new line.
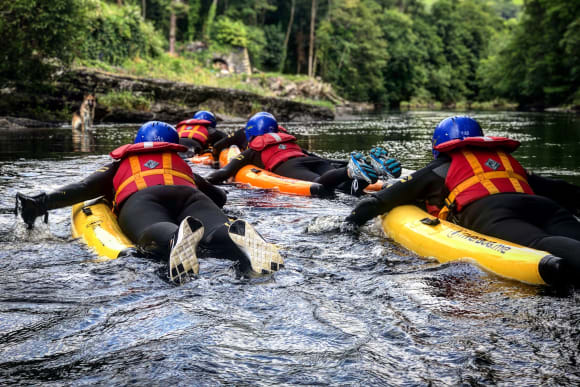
xmin=0 ymin=68 xmax=336 ymax=127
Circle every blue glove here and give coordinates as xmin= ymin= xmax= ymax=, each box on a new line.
xmin=361 ymin=161 xmax=379 ymax=183
xmin=384 ymin=158 xmax=402 ymax=178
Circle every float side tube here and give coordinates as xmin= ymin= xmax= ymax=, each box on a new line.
xmin=191 ymin=151 xmax=214 ymax=165
xmin=71 ymin=199 xmax=134 ymax=260
xmin=381 ymin=205 xmax=551 ymax=285
xmin=234 ymin=165 xmax=317 ymax=196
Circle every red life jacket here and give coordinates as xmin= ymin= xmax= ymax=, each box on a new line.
xmin=175 ymin=119 xmax=211 ymax=146
xmin=248 ymin=132 xmax=305 ymax=171
xmin=111 ymin=142 xmax=196 ymax=206
xmin=433 ymin=136 xmax=534 ymax=220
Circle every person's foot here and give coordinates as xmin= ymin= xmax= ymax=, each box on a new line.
xmin=369 ymin=146 xmax=402 ymax=178
xmin=228 ymin=220 xmax=284 ymax=274
xmin=347 ymin=152 xmax=378 ymax=184
xmin=169 ymin=217 xmax=204 ymax=284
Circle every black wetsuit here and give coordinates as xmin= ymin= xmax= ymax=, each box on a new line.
xmin=207 ymin=146 xmax=369 ymax=196
xmin=211 ymin=128 xmax=248 ymax=158
xmin=179 ymin=128 xmax=228 ymax=158
xmin=345 ymin=155 xmax=580 ymax=278
xmin=45 ymin=161 xmax=245 ymax=261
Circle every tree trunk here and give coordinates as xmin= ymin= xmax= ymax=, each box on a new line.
xmin=279 ymin=0 xmax=296 ymax=73
xmin=169 ymin=6 xmax=177 ymax=55
xmin=308 ymin=0 xmax=317 ymax=77
xmin=142 ymin=0 xmax=146 ymax=19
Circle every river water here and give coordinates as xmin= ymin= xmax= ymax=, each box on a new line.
xmin=0 ymin=111 xmax=579 ymax=385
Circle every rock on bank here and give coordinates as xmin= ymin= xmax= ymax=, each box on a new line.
xmin=0 ymin=69 xmax=335 ymax=125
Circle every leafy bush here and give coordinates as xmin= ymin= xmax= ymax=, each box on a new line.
xmin=212 ymin=16 xmax=248 ymax=47
xmin=0 ymin=0 xmax=86 ymax=85
xmin=261 ymin=24 xmax=284 ymax=72
xmin=80 ymin=0 xmax=164 ymax=65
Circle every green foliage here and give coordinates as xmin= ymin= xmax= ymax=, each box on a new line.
xmin=477 ymin=0 xmax=580 ymax=106
xmin=246 ymin=26 xmax=267 ymax=69
xmin=99 ymin=90 xmax=152 ymax=111
xmin=380 ymin=9 xmax=427 ymax=107
xmin=317 ymin=0 xmax=388 ymax=102
xmin=0 ymin=0 xmax=86 ymax=85
xmin=2 ymin=0 xmax=576 ymax=110
xmin=203 ymin=0 xmax=218 ymax=41
xmin=261 ymin=24 xmax=285 ymax=71
xmin=80 ymin=1 xmax=164 ymax=66
xmin=213 ymin=17 xmax=248 ymax=47
xmin=187 ymin=0 xmax=201 ymax=41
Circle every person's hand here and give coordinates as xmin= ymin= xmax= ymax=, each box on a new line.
xmin=207 ymin=170 xmax=225 ymax=185
xmin=384 ymin=158 xmax=402 ymax=178
xmin=15 ymin=192 xmax=48 ymax=229
xmin=361 ymin=160 xmax=379 ymax=184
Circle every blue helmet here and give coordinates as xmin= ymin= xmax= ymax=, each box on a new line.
xmin=245 ymin=112 xmax=278 ymax=142
xmin=193 ymin=110 xmax=217 ymax=128
xmin=431 ymin=116 xmax=483 ymax=158
xmin=134 ymin=121 xmax=179 ymax=144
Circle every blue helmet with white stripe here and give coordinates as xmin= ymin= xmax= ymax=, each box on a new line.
xmin=134 ymin=121 xmax=179 ymax=144
xmin=432 ymin=116 xmax=483 ymax=158
xmin=245 ymin=112 xmax=278 ymax=142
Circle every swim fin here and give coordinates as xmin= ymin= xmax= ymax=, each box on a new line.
xmin=228 ymin=220 xmax=284 ymax=274
xmin=169 ymin=217 xmax=204 ymax=284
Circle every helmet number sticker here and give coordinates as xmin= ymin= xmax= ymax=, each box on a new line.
xmin=279 ymin=144 xmax=286 ymax=150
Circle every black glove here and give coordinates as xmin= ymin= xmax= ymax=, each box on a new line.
xmin=207 ymin=170 xmax=227 ymax=185
xmin=15 ymin=192 xmax=48 ymax=229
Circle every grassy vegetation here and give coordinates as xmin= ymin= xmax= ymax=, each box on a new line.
xmin=98 ymin=90 xmax=152 ymax=111
xmin=78 ymin=55 xmax=277 ymax=96
xmin=77 ymin=54 xmax=334 ymax=108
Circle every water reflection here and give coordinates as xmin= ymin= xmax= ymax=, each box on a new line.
xmin=71 ymin=128 xmax=95 ymax=153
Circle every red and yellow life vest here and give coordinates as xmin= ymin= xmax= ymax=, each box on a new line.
xmin=110 ymin=142 xmax=196 ymax=206
xmin=175 ymin=119 xmax=211 ymax=146
xmin=248 ymin=132 xmax=305 ymax=171
xmin=434 ymin=136 xmax=534 ymax=220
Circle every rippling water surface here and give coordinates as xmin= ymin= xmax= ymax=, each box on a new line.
xmin=1 ymin=111 xmax=579 ymax=385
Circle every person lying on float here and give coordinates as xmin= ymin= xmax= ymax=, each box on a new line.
xmin=344 ymin=116 xmax=580 ymax=285
xmin=207 ymin=112 xmax=402 ymax=196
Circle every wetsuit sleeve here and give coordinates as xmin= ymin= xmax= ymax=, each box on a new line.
xmin=206 ymin=148 xmax=257 ymax=184
xmin=193 ymin=173 xmax=227 ymax=208
xmin=301 ymin=148 xmax=347 ymax=166
xmin=345 ymin=161 xmax=445 ymax=226
xmin=212 ymin=128 xmax=248 ymax=156
xmin=527 ymin=172 xmax=580 ymax=215
xmin=46 ymin=162 xmax=119 ymax=210
xmin=207 ymin=129 xmax=227 ymax=146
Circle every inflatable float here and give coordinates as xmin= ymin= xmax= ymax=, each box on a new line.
xmin=71 ymin=197 xmax=135 ymax=260
xmin=218 ymin=145 xmax=384 ymax=196
xmin=71 ymin=196 xmax=283 ymax=270
xmin=190 ymin=151 xmax=215 ymax=165
xmin=380 ymin=205 xmax=565 ymax=286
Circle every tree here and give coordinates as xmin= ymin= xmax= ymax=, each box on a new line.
xmin=0 ymin=0 xmax=86 ymax=86
xmin=316 ymin=0 xmax=388 ymax=102
xmin=478 ymin=0 xmax=580 ymax=107
xmin=308 ymin=0 xmax=317 ymax=77
xmin=279 ymin=0 xmax=296 ymax=72
xmin=187 ymin=0 xmax=201 ymax=41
